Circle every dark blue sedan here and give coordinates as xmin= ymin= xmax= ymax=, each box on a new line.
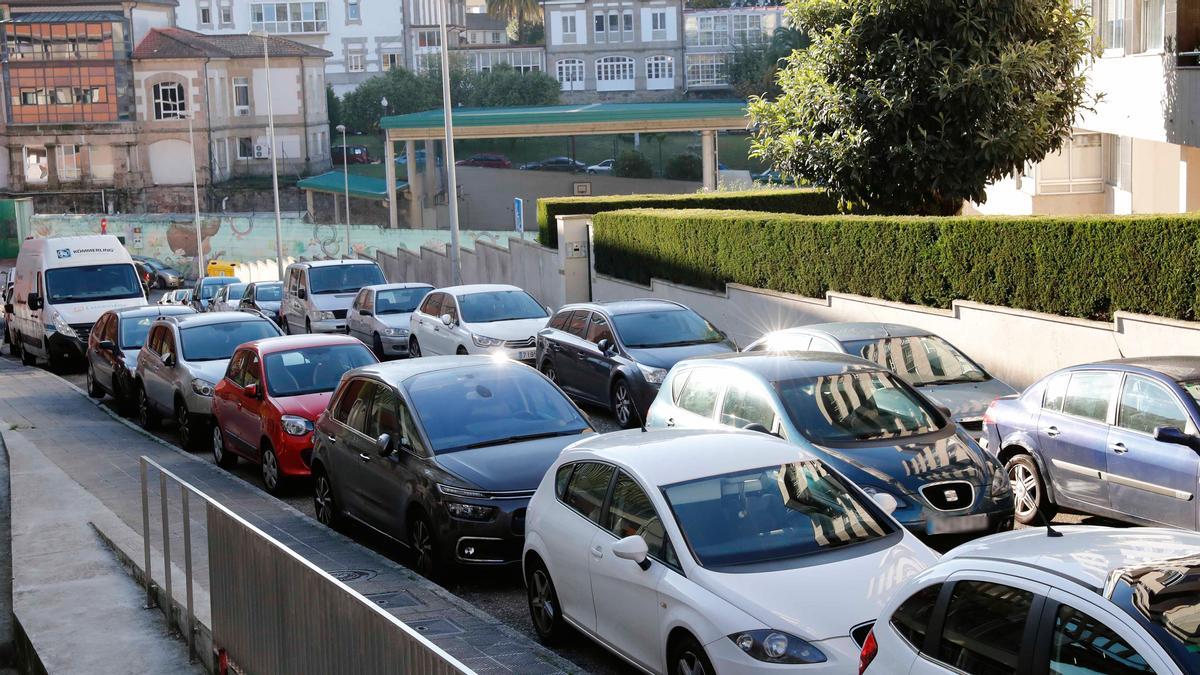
xmin=983 ymin=356 xmax=1200 ymax=530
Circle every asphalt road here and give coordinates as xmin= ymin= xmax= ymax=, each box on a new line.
xmin=3 ymin=290 xmax=1126 ymax=675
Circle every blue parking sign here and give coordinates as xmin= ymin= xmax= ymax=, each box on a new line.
xmin=514 ymin=197 xmax=524 ymax=233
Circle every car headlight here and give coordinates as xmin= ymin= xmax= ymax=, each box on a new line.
xmin=318 ymin=311 xmax=336 ymax=321
xmin=281 ymin=415 xmax=314 ymax=436
xmin=637 ymin=363 xmax=667 ymax=385
xmin=445 ymin=502 xmax=497 ymax=521
xmin=729 ymin=630 xmax=826 ymax=664
xmin=472 ymin=334 xmax=504 ymax=348
xmin=190 ymin=378 xmax=216 ymax=397
xmin=861 ymin=484 xmax=909 ymax=508
xmin=50 ymin=314 xmax=77 ymax=338
xmin=383 ymin=327 xmax=408 ymax=337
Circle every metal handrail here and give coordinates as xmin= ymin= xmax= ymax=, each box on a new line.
xmin=138 ymin=455 xmax=473 ymax=674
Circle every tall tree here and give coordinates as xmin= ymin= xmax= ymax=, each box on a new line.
xmin=728 ymin=26 xmax=809 ymax=100
xmin=749 ymin=0 xmax=1096 ymax=215
xmin=488 ymin=0 xmax=541 ymax=39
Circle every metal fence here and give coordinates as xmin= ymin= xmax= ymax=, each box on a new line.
xmin=139 ymin=455 xmax=473 ymax=675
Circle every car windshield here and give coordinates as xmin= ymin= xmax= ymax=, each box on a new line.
xmin=663 ymin=460 xmax=893 ymax=568
xmin=120 ymin=316 xmax=157 ymax=349
xmin=174 ymin=290 xmax=191 ymax=302
xmin=226 ymin=284 xmax=247 ymax=301
xmin=308 ymin=264 xmax=385 ymax=295
xmin=844 ymin=335 xmax=989 ymax=386
xmin=264 ymin=344 xmax=375 ymax=397
xmin=457 ymin=290 xmax=547 ymax=323
xmin=404 ymin=365 xmax=589 ymax=453
xmin=376 ymin=287 xmax=430 ymax=314
xmin=180 ymin=320 xmax=279 ymax=361
xmin=254 ymin=283 xmax=283 ymax=301
xmin=775 ymin=371 xmax=942 ymax=443
xmin=199 ymin=278 xmax=239 ymax=300
xmin=613 ymin=309 xmax=724 ymax=348
xmin=45 ymin=264 xmax=142 ymax=304
xmin=1110 ymin=557 xmax=1200 ymax=673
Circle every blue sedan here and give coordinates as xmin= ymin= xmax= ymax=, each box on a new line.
xmin=983 ymin=356 xmax=1200 ymax=529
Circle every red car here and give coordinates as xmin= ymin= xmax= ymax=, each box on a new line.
xmin=211 ymin=334 xmax=377 ymax=493
xmin=332 ymin=145 xmax=371 ymax=165
xmin=455 ymin=152 xmax=512 ymax=169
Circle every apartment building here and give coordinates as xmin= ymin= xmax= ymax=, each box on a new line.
xmin=683 ymin=3 xmax=785 ymax=90
xmin=407 ymin=0 xmax=466 ymax=71
xmin=977 ymin=0 xmax=1199 ymax=215
xmin=543 ymin=0 xmax=684 ymax=101
xmin=173 ymin=0 xmax=404 ymax=95
xmin=458 ymin=12 xmax=545 ymax=73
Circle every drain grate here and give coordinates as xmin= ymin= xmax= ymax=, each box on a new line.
xmin=409 ymin=619 xmax=463 ymax=637
xmin=365 ymin=591 xmax=420 ymax=609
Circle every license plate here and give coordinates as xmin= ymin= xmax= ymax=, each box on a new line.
xmin=926 ymin=513 xmax=989 ymax=535
xmin=517 ymin=350 xmax=535 ymax=361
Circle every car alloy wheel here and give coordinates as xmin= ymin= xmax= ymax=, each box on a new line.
xmin=261 ymin=446 xmax=281 ymax=494
xmin=86 ymin=362 xmax=104 ymax=398
xmin=528 ymin=566 xmax=562 ymax=642
xmin=373 ymin=333 xmax=385 ymax=359
xmin=541 ymin=363 xmax=557 ymax=383
xmin=314 ymin=472 xmax=339 ymax=527
xmin=409 ymin=337 xmax=422 ymax=358
xmin=409 ymin=514 xmax=436 ymax=577
xmin=138 ymin=386 xmax=157 ymax=429
xmin=671 ymin=637 xmax=714 ymax=675
xmin=176 ymin=402 xmax=193 ymax=448
xmin=1007 ymin=457 xmax=1046 ymax=524
xmin=612 ymin=380 xmax=635 ymax=429
xmin=213 ymin=425 xmax=237 ymax=469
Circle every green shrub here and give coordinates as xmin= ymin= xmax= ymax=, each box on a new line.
xmin=536 ymin=188 xmax=837 ymax=247
xmin=592 ymin=209 xmax=1200 ymax=322
xmin=664 ymin=153 xmax=702 ymax=181
xmin=613 ymin=151 xmax=653 ymax=179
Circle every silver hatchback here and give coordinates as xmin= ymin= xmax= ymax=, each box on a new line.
xmin=134 ymin=312 xmax=281 ymax=451
xmin=346 ymin=283 xmax=432 ymax=359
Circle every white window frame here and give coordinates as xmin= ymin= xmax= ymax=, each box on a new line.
xmin=556 ymin=58 xmax=585 ymax=91
xmin=219 ymin=4 xmax=233 ymax=24
xmin=686 ymin=53 xmax=728 ymax=87
xmin=250 ymin=1 xmax=328 ymax=34
xmin=346 ymin=0 xmax=361 ymax=23
xmin=651 ymin=10 xmax=667 ymax=41
xmin=56 ymin=144 xmax=81 ymax=182
xmin=347 ymin=50 xmax=365 ymax=72
xmin=23 ymin=146 xmax=48 ymax=184
xmin=1036 ymin=132 xmax=1104 ymax=195
xmin=595 ymin=55 xmax=635 ymax=91
xmin=561 ymin=14 xmax=577 ymax=44
xmin=1100 ymin=0 xmax=1125 ymax=54
xmin=622 ymin=10 xmax=634 ymax=42
xmin=233 ymin=77 xmax=250 ymax=116
xmin=152 ymin=81 xmax=187 ymax=120
xmin=1134 ymin=0 xmax=1164 ymax=54
xmin=645 ymin=54 xmax=674 ymax=89
xmin=382 ymin=51 xmax=402 ymax=71
xmin=199 ymin=3 xmax=213 ymax=26
xmin=236 ymin=137 xmax=254 ymax=160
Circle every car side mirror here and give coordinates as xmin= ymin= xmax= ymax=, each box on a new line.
xmin=359 ymin=309 xmax=370 ymax=316
xmin=297 ymin=288 xmax=307 ymax=300
xmin=375 ymin=433 xmax=394 ymax=457
xmin=935 ymin=404 xmax=953 ymax=420
xmin=98 ymin=339 xmax=117 ymax=352
xmin=596 ymin=338 xmax=612 ymax=355
xmin=27 ymin=292 xmax=41 ymax=310
xmin=244 ymin=383 xmax=260 ymax=399
xmin=612 ymin=535 xmax=651 ymax=570
xmin=440 ymin=313 xmax=454 ymax=327
xmin=3 ymin=303 xmax=12 ymax=314
xmin=1154 ymin=426 xmax=1200 ymax=453
xmin=162 ymin=353 xmax=176 ymax=368
xmin=871 ymin=492 xmax=899 ymax=515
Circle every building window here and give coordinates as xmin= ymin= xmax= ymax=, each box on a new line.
xmin=417 ymin=30 xmax=440 ymax=47
xmin=152 ymin=82 xmax=186 ymax=120
xmin=220 ymin=5 xmax=233 ymax=23
xmin=561 ymin=14 xmax=577 ymax=44
xmin=347 ymin=51 xmax=365 ymax=72
xmin=651 ymin=11 xmax=667 ymax=40
xmin=56 ymin=145 xmax=81 ymax=182
xmin=607 ymin=12 xmax=620 ymax=41
xmin=23 ymin=146 xmax=48 ymax=184
xmin=686 ymin=15 xmax=729 ymax=47
xmin=622 ymin=10 xmax=633 ymax=41
xmin=237 ymin=137 xmax=254 ymax=160
xmin=233 ymin=77 xmax=250 ymax=115
xmin=1101 ymin=0 xmax=1124 ymax=52
xmin=1104 ymin=134 xmax=1132 ymax=190
xmin=250 ymin=1 xmax=328 ymax=33
xmin=346 ymin=0 xmax=361 ymax=22
xmin=595 ymin=55 xmax=635 ymax=90
xmin=199 ymin=4 xmax=213 ymax=25
xmin=382 ymin=51 xmax=403 ymax=71
xmin=594 ymin=13 xmax=606 ymax=41
xmin=686 ymin=53 xmax=728 ymax=87
xmin=1137 ymin=0 xmax=1164 ymax=53
xmin=1037 ymin=132 xmax=1104 ymax=194
xmin=556 ymin=58 xmax=585 ymax=91
xmin=491 ymin=31 xmax=502 ymax=44
xmin=732 ymin=14 xmax=764 ymax=44
xmin=646 ymin=55 xmax=674 ymax=89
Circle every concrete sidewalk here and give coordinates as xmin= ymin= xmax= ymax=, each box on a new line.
xmin=0 ymin=358 xmax=578 ymax=674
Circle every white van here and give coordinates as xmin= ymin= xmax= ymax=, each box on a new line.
xmin=7 ymin=235 xmax=146 ymax=367
xmin=281 ymin=259 xmax=385 ymax=334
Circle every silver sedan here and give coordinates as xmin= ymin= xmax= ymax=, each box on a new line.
xmin=346 ymin=282 xmax=433 ymax=359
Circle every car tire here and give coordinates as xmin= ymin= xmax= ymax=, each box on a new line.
xmin=19 ymin=337 xmax=36 ymax=366
xmin=261 ymin=443 xmax=284 ymax=495
xmin=86 ymin=361 xmax=104 ymax=398
xmin=526 ymin=559 xmax=566 ymax=644
xmin=175 ymin=400 xmax=205 ymax=453
xmin=313 ymin=467 xmax=342 ymax=529
xmin=305 ymin=319 xmax=312 ymax=335
xmin=137 ymin=384 xmax=158 ymax=430
xmin=611 ymin=378 xmax=637 ymax=429
xmin=409 ymin=336 xmax=422 ymax=358
xmin=372 ymin=333 xmax=385 ymax=359
xmin=669 ymin=634 xmax=715 ymax=675
xmin=212 ymin=424 xmax=238 ymax=469
xmin=115 ymin=376 xmax=136 ymax=417
xmin=1006 ymin=453 xmax=1058 ymax=526
xmin=541 ymin=361 xmax=558 ymax=384
xmin=456 ymin=345 xmax=468 ymax=356
xmin=408 ymin=510 xmax=439 ymax=578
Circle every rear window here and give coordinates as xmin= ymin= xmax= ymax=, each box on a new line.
xmin=663 ymin=460 xmax=893 ymax=568
xmin=180 ymin=319 xmax=280 ymax=361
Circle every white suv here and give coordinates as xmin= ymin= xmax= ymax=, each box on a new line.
xmin=862 ymin=526 xmax=1200 ymax=675
xmin=523 ymin=428 xmax=938 ymax=675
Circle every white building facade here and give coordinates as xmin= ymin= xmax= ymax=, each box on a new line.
xmin=683 ymin=5 xmax=785 ymax=91
xmin=977 ymin=0 xmax=1199 ymax=215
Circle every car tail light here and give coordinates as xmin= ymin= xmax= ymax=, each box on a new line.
xmin=858 ymin=629 xmax=877 ymax=675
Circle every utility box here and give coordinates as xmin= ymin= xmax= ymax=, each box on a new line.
xmin=556 ymin=214 xmax=591 ymax=304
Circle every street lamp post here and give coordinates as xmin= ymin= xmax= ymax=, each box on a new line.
xmin=186 ymin=112 xmax=205 ymax=279
xmin=336 ymin=124 xmax=351 ymax=257
xmin=250 ymin=30 xmax=286 ymax=281
xmin=437 ymin=0 xmax=462 ymax=285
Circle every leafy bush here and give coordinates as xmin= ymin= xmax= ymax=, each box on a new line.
xmin=613 ymin=151 xmax=653 ymax=179
xmin=664 ymin=153 xmax=702 ymax=181
xmin=536 ymin=188 xmax=837 ymax=247
xmin=592 ymin=209 xmax=1200 ymax=322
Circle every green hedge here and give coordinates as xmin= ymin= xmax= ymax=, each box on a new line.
xmin=536 ymin=188 xmax=838 ymax=247
xmin=592 ymin=208 xmax=1200 ymax=322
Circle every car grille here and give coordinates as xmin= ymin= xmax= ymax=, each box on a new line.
xmin=850 ymin=622 xmax=874 ymax=649
xmin=511 ymin=507 xmax=526 ymax=536
xmin=69 ymin=323 xmax=94 ymax=338
xmin=331 ymin=309 xmax=348 ymax=320
xmin=920 ymin=481 xmax=975 ymax=512
xmin=503 ymin=337 xmax=535 ymax=349
xmin=958 ymin=417 xmax=984 ymax=433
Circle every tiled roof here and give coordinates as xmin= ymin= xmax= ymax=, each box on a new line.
xmin=133 ymin=28 xmax=331 ymax=60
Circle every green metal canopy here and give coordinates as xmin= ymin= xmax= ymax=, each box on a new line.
xmin=297 ymin=171 xmax=408 ymax=199
xmin=381 ymin=101 xmax=749 ymax=141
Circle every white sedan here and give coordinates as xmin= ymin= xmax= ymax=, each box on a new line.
xmin=522 ymin=428 xmax=938 ymax=675
xmin=862 ymin=526 xmax=1200 ymax=675
xmin=587 ymin=159 xmax=615 ymax=175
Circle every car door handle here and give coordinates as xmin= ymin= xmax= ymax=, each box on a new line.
xmin=358 ymin=452 xmax=372 ymax=462
xmin=551 ymin=343 xmax=562 ymax=352
xmin=1043 ymin=426 xmax=1060 ymax=438
xmin=326 ymin=434 xmax=337 ymax=442
xmin=590 ymin=544 xmax=603 ymax=559
xmin=1111 ymin=442 xmax=1129 ymax=454
xmin=665 ymin=417 xmax=675 ymax=427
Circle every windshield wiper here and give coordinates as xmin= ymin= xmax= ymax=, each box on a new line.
xmin=464 ymin=429 xmax=583 ymax=449
xmin=635 ymin=338 xmax=717 ymax=348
